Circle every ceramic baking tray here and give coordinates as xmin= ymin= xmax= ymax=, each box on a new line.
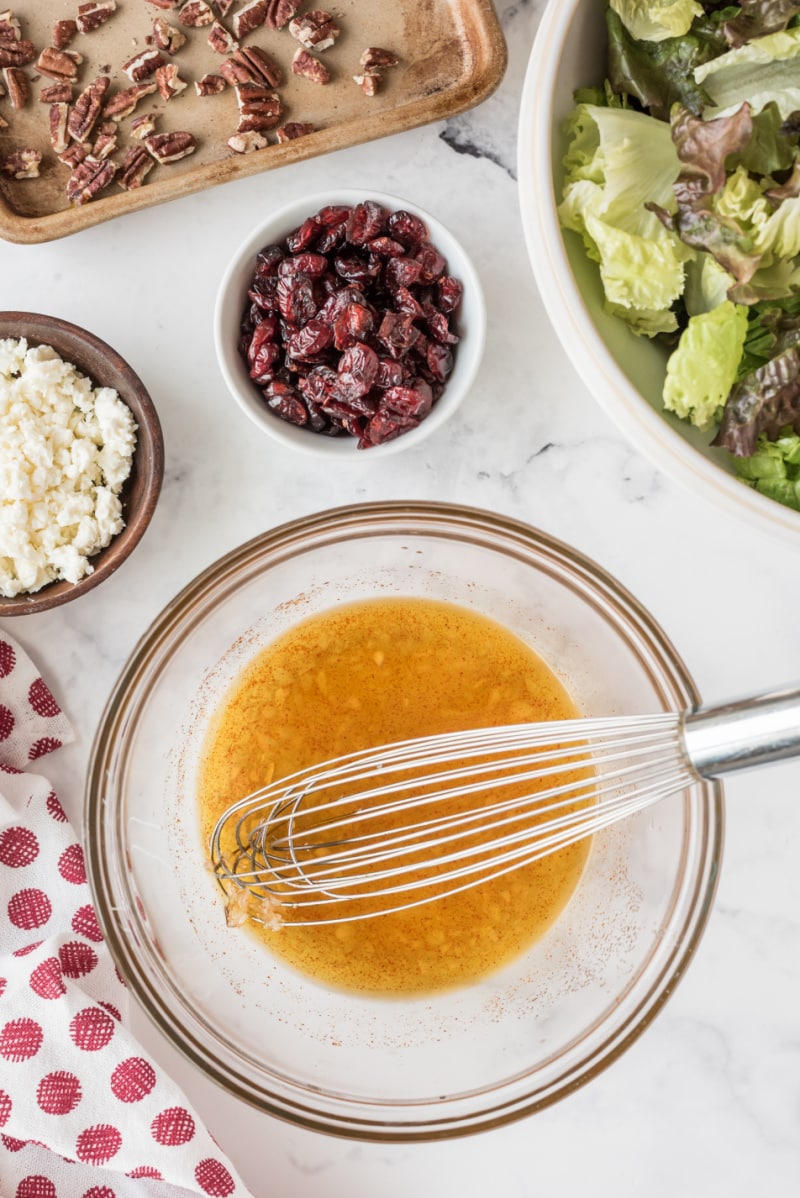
xmin=0 ymin=1 xmax=506 ymax=244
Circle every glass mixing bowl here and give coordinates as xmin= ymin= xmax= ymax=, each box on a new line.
xmin=85 ymin=502 xmax=723 ymax=1140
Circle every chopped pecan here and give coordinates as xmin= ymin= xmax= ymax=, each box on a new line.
xmin=360 ymin=47 xmax=400 ymax=70
xmin=40 ymin=81 xmax=73 ymax=103
xmin=235 ymin=44 xmax=281 ymax=86
xmin=102 ymin=81 xmax=157 ymax=120
xmin=275 ymin=120 xmax=313 ymax=142
xmin=178 ymin=0 xmax=214 ymax=25
xmin=37 ymin=47 xmax=82 ymax=82
xmin=53 ymin=19 xmax=78 ymax=49
xmin=49 ymin=101 xmax=70 ymax=152
xmin=145 ymin=0 xmax=177 ymax=7
xmin=122 ymin=48 xmax=164 ymax=82
xmin=67 ymin=74 xmax=110 ymax=143
xmin=213 ymin=0 xmax=235 ymax=13
xmin=227 ymin=130 xmax=267 ymax=153
xmin=155 ymin=61 xmax=187 ymax=99
xmin=151 ymin=16 xmax=186 ymax=53
xmin=207 ymin=19 xmax=237 ymax=53
xmin=118 ymin=144 xmax=154 ymax=189
xmin=144 ymin=129 xmax=196 ymax=162
xmin=1 ymin=148 xmax=41 ymax=178
xmin=2 ymin=65 xmax=27 ymax=107
xmin=66 ymin=154 xmax=116 ymax=203
xmin=231 ymin=0 xmax=266 ymax=39
xmin=195 ymin=71 xmax=226 ymax=95
xmin=234 ymin=80 xmax=282 ymax=132
xmin=57 ymin=142 xmax=88 ymax=167
xmin=353 ymin=72 xmax=379 ymax=97
xmin=265 ymin=0 xmax=299 ymax=28
xmin=288 ymin=10 xmax=339 ymax=51
xmin=291 ymin=47 xmax=329 ymax=84
xmin=130 ymin=110 xmax=157 ymax=139
xmin=0 ymin=11 xmax=21 ymax=41
xmin=0 ymin=38 xmax=33 ymax=67
xmin=91 ymin=121 xmax=117 ymax=159
xmin=76 ymin=2 xmax=117 ymax=34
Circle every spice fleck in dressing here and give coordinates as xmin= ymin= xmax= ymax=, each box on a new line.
xmin=200 ymin=597 xmax=590 ymax=996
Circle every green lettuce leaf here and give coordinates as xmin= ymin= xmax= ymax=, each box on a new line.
xmin=662 ymin=299 xmax=749 ymax=426
xmin=609 ymin=0 xmax=704 ymax=42
xmin=606 ymin=8 xmax=721 ymax=118
xmin=695 ymin=26 xmax=800 ymax=117
xmin=733 ymin=428 xmax=800 ymax=509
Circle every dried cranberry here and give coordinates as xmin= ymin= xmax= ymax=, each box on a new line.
xmin=264 ymin=381 xmax=308 ymax=426
xmin=383 ymin=380 xmax=433 ymax=420
xmin=375 ymin=357 xmax=404 ymax=389
xmin=377 ymin=311 xmax=419 ymax=358
xmin=392 ymin=286 xmax=425 ymax=318
xmin=277 ymin=273 xmax=318 ymax=325
xmin=246 ymin=317 xmax=279 ymax=367
xmin=286 ymin=318 xmax=334 ymax=361
xmin=385 ymin=256 xmax=424 ymax=290
xmin=278 ymin=252 xmax=329 ymax=278
xmin=437 ymin=275 xmax=463 ymax=314
xmin=426 ymin=342 xmax=453 ymax=383
xmin=317 ymin=204 xmax=351 ymax=227
xmin=337 ymin=343 xmax=379 ymax=397
xmin=333 ymin=302 xmax=374 ymax=351
xmin=248 ymin=279 xmax=280 ymax=311
xmin=316 ymin=224 xmax=348 ymax=254
xmin=386 ymin=209 xmax=427 ymax=249
xmin=255 ymin=245 xmax=284 ymax=277
xmin=366 ymin=236 xmax=405 ymax=258
xmin=286 ymin=216 xmax=320 ymax=253
xmin=427 ymin=309 xmax=459 ymax=345
xmin=298 ymin=365 xmax=339 ymax=404
xmin=415 ymin=242 xmax=447 ymax=284
xmin=333 ymin=250 xmax=381 ymax=286
xmin=361 ymin=409 xmax=418 ymax=447
xmin=345 ymin=200 xmax=388 ymax=245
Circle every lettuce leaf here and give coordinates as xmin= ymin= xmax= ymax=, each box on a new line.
xmin=609 ymin=0 xmax=704 ymax=42
xmin=662 ymin=299 xmax=749 ymax=426
xmin=713 ymin=344 xmax=800 ymax=452
xmin=606 ymin=8 xmax=723 ymax=117
xmin=695 ymin=26 xmax=800 ymax=117
xmin=723 ymin=0 xmax=800 ymax=48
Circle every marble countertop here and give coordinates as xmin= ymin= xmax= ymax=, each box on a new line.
xmin=3 ymin=1 xmax=800 ymax=1193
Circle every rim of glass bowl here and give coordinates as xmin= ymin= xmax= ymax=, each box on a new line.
xmin=85 ymin=501 xmax=724 ymax=1141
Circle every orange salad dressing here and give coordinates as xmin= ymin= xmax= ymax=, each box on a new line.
xmin=199 ymin=597 xmax=590 ymax=996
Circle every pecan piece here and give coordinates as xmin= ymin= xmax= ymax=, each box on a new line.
xmin=76 ymin=2 xmax=117 ymax=35
xmin=264 ymin=0 xmax=299 ymax=28
xmin=49 ymin=101 xmax=70 ymax=152
xmin=0 ymin=38 xmax=34 ymax=68
xmin=195 ymin=72 xmax=226 ymax=95
xmin=1 ymin=148 xmax=41 ymax=178
xmin=145 ymin=0 xmax=178 ymax=7
xmin=0 ymin=11 xmax=21 ymax=41
xmin=235 ymin=44 xmax=282 ymax=86
xmin=66 ymin=154 xmax=117 ymax=204
xmin=151 ymin=17 xmax=186 ymax=53
xmin=227 ymin=130 xmax=267 ymax=153
xmin=291 ymin=47 xmax=329 ymax=84
xmin=67 ymin=74 xmax=110 ymax=143
xmin=353 ymin=71 xmax=379 ymax=97
xmin=178 ymin=0 xmax=214 ymax=25
xmin=234 ymin=80 xmax=282 ymax=132
xmin=2 ymin=64 xmax=27 ymax=108
xmin=231 ymin=0 xmax=266 ymax=39
xmin=130 ymin=111 xmax=158 ymax=139
xmin=155 ymin=61 xmax=187 ymax=99
xmin=57 ymin=142 xmax=88 ymax=167
xmin=91 ymin=121 xmax=117 ymax=160
xmin=53 ymin=20 xmax=78 ymax=49
xmin=102 ymin=81 xmax=157 ymax=120
xmin=214 ymin=0 xmax=235 ymax=13
xmin=360 ymin=47 xmax=400 ymax=71
xmin=144 ymin=129 xmax=196 ymax=162
xmin=207 ymin=19 xmax=238 ymax=53
xmin=40 ymin=81 xmax=73 ymax=103
xmin=37 ymin=47 xmax=82 ymax=82
xmin=288 ymin=10 xmax=339 ymax=51
xmin=118 ymin=144 xmax=154 ymax=189
xmin=275 ymin=120 xmax=313 ymax=142
xmin=122 ymin=48 xmax=164 ymax=82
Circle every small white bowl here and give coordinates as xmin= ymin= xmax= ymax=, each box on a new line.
xmin=214 ymin=188 xmax=486 ymax=461
xmin=517 ymin=0 xmax=800 ymax=543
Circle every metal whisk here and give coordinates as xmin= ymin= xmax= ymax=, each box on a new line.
xmin=210 ymin=686 xmax=800 ymax=927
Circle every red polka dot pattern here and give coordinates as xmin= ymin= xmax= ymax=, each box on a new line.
xmin=127 ymin=1166 xmax=162 ymax=1179
xmin=0 ymin=704 xmax=16 ymax=740
xmin=0 ymin=1018 xmax=43 ymax=1062
xmin=57 ymin=842 xmax=86 ymax=885
xmin=0 ymin=638 xmax=16 ymax=676
xmin=2 ymin=1133 xmax=26 ymax=1151
xmin=0 ymin=1088 xmax=11 ymax=1126
xmin=69 ymin=1007 xmax=115 ymax=1052
xmin=72 ymin=904 xmax=103 ymax=942
xmin=27 ymin=679 xmax=61 ymax=719
xmin=0 ymin=826 xmax=39 ymax=868
xmin=98 ymin=1001 xmax=122 ymax=1022
xmin=151 ymin=1106 xmax=196 ymax=1146
xmin=82 ymin=1188 xmax=117 ymax=1198
xmin=45 ymin=791 xmax=67 ymax=822
xmin=12 ymin=941 xmax=41 ymax=957
xmin=0 ymin=977 xmax=5 ymax=995
xmin=15 ymin=1177 xmax=57 ymax=1198
xmin=58 ymin=941 xmax=98 ymax=979
xmin=28 ymin=737 xmax=63 ymax=761
xmin=195 ymin=1158 xmax=236 ymax=1196
xmin=29 ymin=957 xmax=66 ymax=1001
xmin=36 ymin=1070 xmax=82 ymax=1115
xmin=111 ymin=1057 xmax=156 ymax=1103
xmin=7 ymin=888 xmax=52 ymax=930
xmin=75 ymin=1123 xmax=122 ymax=1165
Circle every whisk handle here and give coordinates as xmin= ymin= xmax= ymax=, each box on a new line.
xmin=682 ymin=686 xmax=800 ymax=778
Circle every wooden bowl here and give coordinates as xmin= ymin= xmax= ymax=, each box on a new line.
xmin=0 ymin=312 xmax=164 ymax=616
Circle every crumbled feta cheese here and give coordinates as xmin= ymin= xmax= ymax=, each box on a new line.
xmin=0 ymin=338 xmax=137 ymax=597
